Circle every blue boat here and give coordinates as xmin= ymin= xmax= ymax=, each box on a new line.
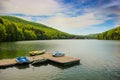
xmin=52 ymin=52 xmax=65 ymax=57
xmin=16 ymin=57 xmax=29 ymax=64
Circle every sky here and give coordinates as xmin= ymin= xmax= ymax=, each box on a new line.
xmin=0 ymin=0 xmax=120 ymax=35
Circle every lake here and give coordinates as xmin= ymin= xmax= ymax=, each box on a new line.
xmin=0 ymin=40 xmax=120 ymax=80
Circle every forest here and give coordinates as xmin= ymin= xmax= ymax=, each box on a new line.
xmin=0 ymin=16 xmax=120 ymax=42
xmin=97 ymin=26 xmax=120 ymax=40
xmin=0 ymin=16 xmax=84 ymax=42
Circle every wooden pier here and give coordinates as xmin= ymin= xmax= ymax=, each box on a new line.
xmin=42 ymin=53 xmax=80 ymax=65
xmin=0 ymin=52 xmax=80 ymax=67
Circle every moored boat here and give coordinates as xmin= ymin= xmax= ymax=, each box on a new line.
xmin=29 ymin=50 xmax=45 ymax=56
xmin=52 ymin=51 xmax=65 ymax=57
xmin=16 ymin=56 xmax=29 ymax=64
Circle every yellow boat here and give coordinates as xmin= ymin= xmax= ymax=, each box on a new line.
xmin=29 ymin=50 xmax=45 ymax=56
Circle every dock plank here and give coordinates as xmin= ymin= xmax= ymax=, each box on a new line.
xmin=0 ymin=59 xmax=17 ymax=67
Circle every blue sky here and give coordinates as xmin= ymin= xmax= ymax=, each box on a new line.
xmin=0 ymin=0 xmax=120 ymax=35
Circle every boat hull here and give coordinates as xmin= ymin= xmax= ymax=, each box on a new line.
xmin=29 ymin=50 xmax=45 ymax=56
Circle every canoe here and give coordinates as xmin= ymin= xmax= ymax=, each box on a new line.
xmin=31 ymin=58 xmax=47 ymax=65
xmin=29 ymin=50 xmax=45 ymax=56
xmin=16 ymin=57 xmax=29 ymax=64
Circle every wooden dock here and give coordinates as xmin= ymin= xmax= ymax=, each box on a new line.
xmin=42 ymin=53 xmax=80 ymax=65
xmin=0 ymin=52 xmax=80 ymax=67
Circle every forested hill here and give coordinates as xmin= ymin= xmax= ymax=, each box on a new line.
xmin=0 ymin=16 xmax=84 ymax=42
xmin=97 ymin=26 xmax=120 ymax=40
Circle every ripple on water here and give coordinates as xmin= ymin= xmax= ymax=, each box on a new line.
xmin=0 ymin=40 xmax=120 ymax=80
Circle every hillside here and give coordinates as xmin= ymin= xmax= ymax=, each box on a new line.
xmin=97 ymin=26 xmax=120 ymax=40
xmin=84 ymin=33 xmax=99 ymax=39
xmin=0 ymin=16 xmax=84 ymax=42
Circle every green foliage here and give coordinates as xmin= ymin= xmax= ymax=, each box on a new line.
xmin=1 ymin=16 xmax=119 ymax=41
xmin=97 ymin=26 xmax=120 ymax=40
xmin=0 ymin=23 xmax=6 ymax=41
xmin=84 ymin=34 xmax=99 ymax=39
xmin=0 ymin=16 xmax=85 ymax=42
xmin=24 ymin=30 xmax=37 ymax=40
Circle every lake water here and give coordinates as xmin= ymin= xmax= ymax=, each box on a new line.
xmin=0 ymin=40 xmax=120 ymax=80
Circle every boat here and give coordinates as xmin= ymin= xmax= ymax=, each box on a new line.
xmin=16 ymin=56 xmax=29 ymax=64
xmin=29 ymin=50 xmax=45 ymax=56
xmin=31 ymin=58 xmax=47 ymax=65
xmin=52 ymin=51 xmax=65 ymax=57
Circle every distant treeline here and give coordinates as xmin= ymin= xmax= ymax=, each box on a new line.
xmin=97 ymin=26 xmax=120 ymax=40
xmin=0 ymin=16 xmax=84 ymax=42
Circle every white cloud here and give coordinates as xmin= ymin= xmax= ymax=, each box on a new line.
xmin=0 ymin=0 xmax=62 ymax=15
xmin=39 ymin=12 xmax=111 ymax=31
xmin=0 ymin=0 xmax=117 ymax=34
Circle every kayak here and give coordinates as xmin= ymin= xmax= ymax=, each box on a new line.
xmin=29 ymin=50 xmax=45 ymax=56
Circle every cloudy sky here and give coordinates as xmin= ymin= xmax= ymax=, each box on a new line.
xmin=0 ymin=0 xmax=120 ymax=35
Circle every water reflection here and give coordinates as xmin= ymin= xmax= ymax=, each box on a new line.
xmin=0 ymin=61 xmax=80 ymax=70
xmin=31 ymin=61 xmax=49 ymax=67
xmin=48 ymin=61 xmax=80 ymax=69
xmin=31 ymin=60 xmax=80 ymax=69
xmin=0 ymin=40 xmax=120 ymax=80
xmin=15 ymin=64 xmax=30 ymax=69
xmin=0 ymin=40 xmax=59 ymax=59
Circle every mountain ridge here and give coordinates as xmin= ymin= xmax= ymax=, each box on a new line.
xmin=0 ymin=16 xmax=84 ymax=42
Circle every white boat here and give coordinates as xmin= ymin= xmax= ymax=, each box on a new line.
xmin=52 ymin=51 xmax=65 ymax=57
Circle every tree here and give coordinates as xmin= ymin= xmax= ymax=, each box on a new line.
xmin=97 ymin=26 xmax=120 ymax=40
xmin=0 ymin=17 xmax=4 ymax=24
xmin=0 ymin=24 xmax=6 ymax=41
xmin=23 ymin=30 xmax=37 ymax=40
